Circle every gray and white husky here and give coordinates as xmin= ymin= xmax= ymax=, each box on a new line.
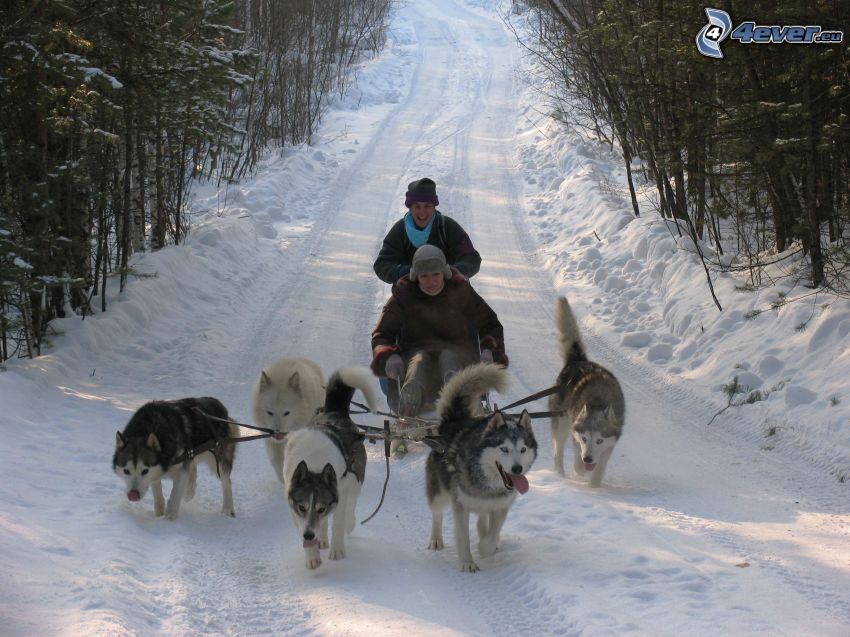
xmin=251 ymin=357 xmax=325 ymax=483
xmin=282 ymin=367 xmax=377 ymax=570
xmin=113 ymin=397 xmax=237 ymax=519
xmin=426 ymin=363 xmax=537 ymax=572
xmin=550 ymin=296 xmax=625 ymax=487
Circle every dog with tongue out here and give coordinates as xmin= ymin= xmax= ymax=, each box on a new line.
xmin=425 ymin=363 xmax=538 ymax=572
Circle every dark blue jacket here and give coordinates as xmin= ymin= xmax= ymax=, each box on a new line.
xmin=373 ymin=211 xmax=481 ymax=284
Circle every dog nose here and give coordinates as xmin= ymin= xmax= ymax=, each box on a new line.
xmin=303 ymin=530 xmax=315 ymax=541
xmin=511 ymin=464 xmax=522 ymax=475
xmin=583 ymin=455 xmax=593 ymax=463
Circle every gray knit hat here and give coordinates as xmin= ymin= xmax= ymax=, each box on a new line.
xmin=410 ymin=245 xmax=452 ymax=281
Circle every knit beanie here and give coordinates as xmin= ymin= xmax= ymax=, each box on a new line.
xmin=410 ymin=244 xmax=452 ymax=282
xmin=404 ymin=177 xmax=439 ymax=208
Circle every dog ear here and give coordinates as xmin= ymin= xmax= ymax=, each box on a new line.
xmin=485 ymin=411 xmax=506 ymax=433
xmin=604 ymin=405 xmax=617 ymax=424
xmin=115 ymin=431 xmax=125 ymax=449
xmin=146 ymin=433 xmax=161 ymax=452
xmin=576 ymin=404 xmax=588 ymax=422
xmin=260 ymin=370 xmax=273 ymax=390
xmin=293 ymin=460 xmax=309 ymax=481
xmin=320 ymin=463 xmax=337 ymax=488
xmin=517 ymin=409 xmax=534 ymax=433
xmin=288 ymin=371 xmax=302 ymax=395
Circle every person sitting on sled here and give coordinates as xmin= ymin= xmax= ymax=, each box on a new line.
xmin=370 ymin=244 xmax=508 ymax=423
xmin=373 ymin=177 xmax=481 ymax=285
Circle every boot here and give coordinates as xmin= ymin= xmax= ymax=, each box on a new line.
xmin=399 ymin=381 xmax=423 ymax=417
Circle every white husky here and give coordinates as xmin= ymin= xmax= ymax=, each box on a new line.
xmin=251 ymin=357 xmax=325 ymax=482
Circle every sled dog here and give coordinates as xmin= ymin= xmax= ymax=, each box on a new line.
xmin=282 ymin=367 xmax=377 ymax=570
xmin=426 ymin=363 xmax=537 ymax=572
xmin=113 ymin=397 xmax=237 ymax=519
xmin=251 ymin=357 xmax=325 ymax=483
xmin=550 ymin=296 xmax=625 ymax=487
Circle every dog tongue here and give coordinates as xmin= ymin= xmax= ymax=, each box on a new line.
xmin=509 ymin=473 xmax=529 ymax=495
xmin=128 ymin=490 xmax=141 ymax=502
xmin=584 ymin=462 xmax=597 ymax=472
xmin=303 ymin=538 xmax=319 ymax=548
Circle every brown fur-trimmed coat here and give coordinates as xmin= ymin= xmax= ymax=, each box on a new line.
xmin=370 ymin=273 xmax=507 ymax=376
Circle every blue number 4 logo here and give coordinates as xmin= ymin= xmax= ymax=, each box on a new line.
xmin=696 ymin=8 xmax=733 ymax=58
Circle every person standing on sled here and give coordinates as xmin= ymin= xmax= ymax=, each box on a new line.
xmin=371 ymin=246 xmax=508 ymax=454
xmin=373 ymin=177 xmax=481 ymax=285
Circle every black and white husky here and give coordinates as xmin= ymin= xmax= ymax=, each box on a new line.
xmin=282 ymin=367 xmax=377 ymax=570
xmin=426 ymin=363 xmax=537 ymax=572
xmin=550 ymin=296 xmax=625 ymax=487
xmin=113 ymin=397 xmax=237 ymax=519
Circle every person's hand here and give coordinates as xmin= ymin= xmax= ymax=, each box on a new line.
xmin=385 ymin=354 xmax=405 ymax=380
xmin=449 ymin=265 xmax=467 ymax=280
xmin=394 ymin=264 xmax=411 ymax=282
xmin=480 ymin=349 xmax=494 ymax=363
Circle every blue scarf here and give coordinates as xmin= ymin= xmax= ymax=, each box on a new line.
xmin=404 ymin=212 xmax=435 ymax=248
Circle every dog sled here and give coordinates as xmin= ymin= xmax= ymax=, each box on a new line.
xmin=373 ymin=349 xmax=493 ymax=457
xmin=357 ymin=375 xmax=557 ymax=454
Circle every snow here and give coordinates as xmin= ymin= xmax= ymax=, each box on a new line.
xmin=1 ymin=1 xmax=848 ymax=635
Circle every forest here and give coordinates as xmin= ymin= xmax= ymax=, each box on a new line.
xmin=516 ymin=0 xmax=849 ymax=310
xmin=0 ymin=0 xmax=392 ymax=359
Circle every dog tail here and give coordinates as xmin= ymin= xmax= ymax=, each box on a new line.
xmin=324 ymin=366 xmax=378 ymax=416
xmin=555 ymin=296 xmax=588 ymax=365
xmin=436 ymin=362 xmax=507 ymax=422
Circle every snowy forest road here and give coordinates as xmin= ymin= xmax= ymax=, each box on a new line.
xmin=4 ymin=1 xmax=848 ymax=636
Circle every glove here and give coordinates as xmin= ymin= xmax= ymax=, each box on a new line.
xmin=480 ymin=349 xmax=494 ymax=363
xmin=394 ymin=264 xmax=411 ymax=282
xmin=385 ymin=354 xmax=405 ymax=380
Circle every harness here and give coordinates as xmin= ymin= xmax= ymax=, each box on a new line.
xmin=310 ymin=417 xmax=364 ymax=481
xmin=171 ymin=409 xmax=275 ymax=475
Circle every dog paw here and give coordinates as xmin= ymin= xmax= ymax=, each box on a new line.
xmin=459 ymin=561 xmax=480 ymax=573
xmin=164 ymin=510 xmax=179 ymax=521
xmin=478 ymin=539 xmax=497 ymax=558
xmin=428 ymin=538 xmax=444 ymax=550
xmin=154 ymin=507 xmax=165 ymax=517
xmin=304 ymin=545 xmax=322 ymax=569
xmin=319 ymin=539 xmax=330 ymax=549
xmin=328 ymin=548 xmax=346 ymax=561
xmin=222 ymin=508 xmax=235 ymax=517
